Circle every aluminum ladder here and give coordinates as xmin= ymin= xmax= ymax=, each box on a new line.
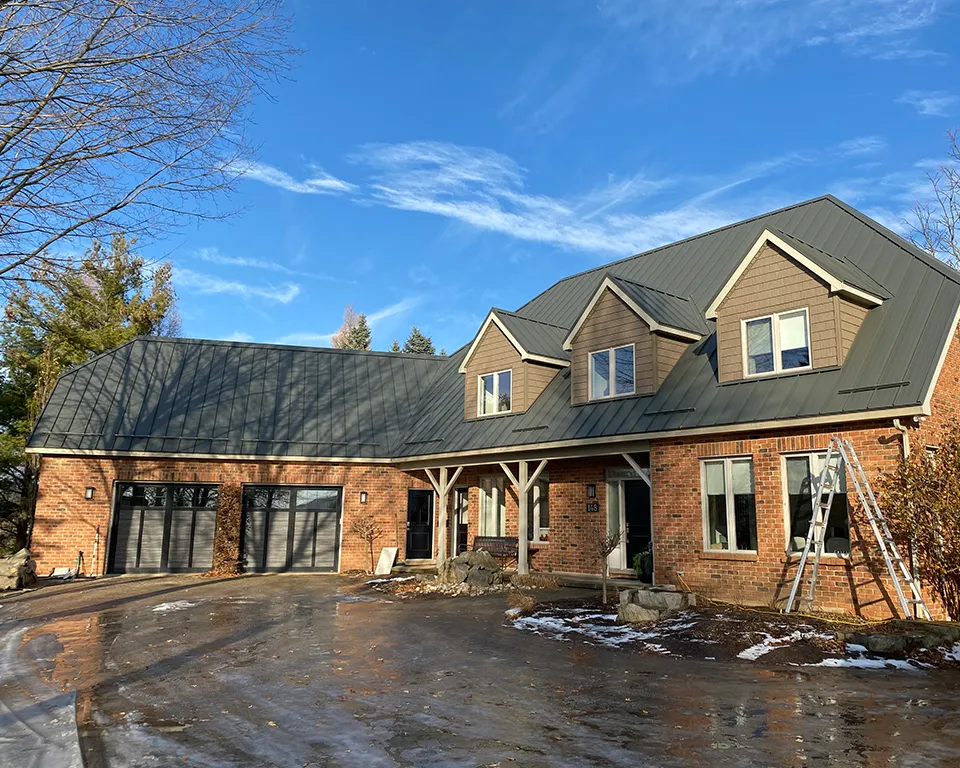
xmin=784 ymin=437 xmax=932 ymax=620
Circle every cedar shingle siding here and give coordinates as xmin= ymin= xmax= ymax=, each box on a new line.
xmin=715 ymin=243 xmax=870 ymax=383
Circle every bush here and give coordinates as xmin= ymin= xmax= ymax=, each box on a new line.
xmin=208 ymin=483 xmax=242 ymax=576
xmin=878 ymin=421 xmax=960 ymax=618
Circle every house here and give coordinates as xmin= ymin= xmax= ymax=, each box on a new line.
xmin=27 ymin=195 xmax=960 ymax=618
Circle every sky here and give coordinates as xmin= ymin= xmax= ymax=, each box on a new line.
xmin=156 ymin=0 xmax=960 ymax=354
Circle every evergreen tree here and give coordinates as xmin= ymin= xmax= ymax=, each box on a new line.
xmin=402 ymin=326 xmax=435 ymax=355
xmin=390 ymin=339 xmax=401 ymax=353
xmin=344 ymin=313 xmax=371 ymax=350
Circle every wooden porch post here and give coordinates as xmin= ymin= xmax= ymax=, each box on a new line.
xmin=500 ymin=459 xmax=548 ymax=576
xmin=425 ymin=466 xmax=463 ymax=568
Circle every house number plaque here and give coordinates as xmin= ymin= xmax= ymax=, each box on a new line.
xmin=585 ymin=502 xmax=600 ymax=513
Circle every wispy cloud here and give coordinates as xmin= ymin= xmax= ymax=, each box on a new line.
xmin=235 ymin=160 xmax=356 ymax=195
xmin=897 ymin=90 xmax=959 ymax=117
xmin=174 ymin=267 xmax=301 ymax=304
xmin=192 ymin=247 xmax=348 ymax=283
xmin=274 ymin=297 xmax=421 ymax=349
xmin=835 ymin=136 xmax=887 ymax=156
xmin=221 ymin=331 xmax=254 ymax=343
xmin=275 ymin=331 xmax=334 ymax=346
xmin=368 ymin=296 xmax=422 ymax=324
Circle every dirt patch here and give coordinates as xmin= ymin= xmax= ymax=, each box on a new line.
xmin=364 ymin=573 xmax=556 ymax=600
xmin=511 ymin=597 xmax=960 ymax=669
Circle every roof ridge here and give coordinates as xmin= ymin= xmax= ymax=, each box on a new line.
xmin=607 ymin=273 xmax=695 ymax=303
xmin=515 ymin=195 xmax=833 ymax=313
xmin=822 ymin=195 xmax=960 ymax=287
xmin=132 ymin=335 xmax=449 ymax=360
xmin=493 ymin=307 xmax=570 ymax=331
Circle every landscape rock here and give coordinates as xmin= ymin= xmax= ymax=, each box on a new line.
xmin=619 ymin=604 xmax=660 ymax=624
xmin=437 ymin=558 xmax=470 ymax=585
xmin=461 ymin=549 xmax=500 ymax=572
xmin=465 ymin=567 xmax=495 ymax=589
xmin=434 ymin=550 xmax=503 ymax=591
xmin=0 ymin=548 xmax=37 ymax=590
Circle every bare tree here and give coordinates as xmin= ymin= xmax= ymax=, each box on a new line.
xmin=0 ymin=1 xmax=294 ymax=282
xmin=331 ymin=304 xmax=360 ymax=349
xmin=910 ymin=129 xmax=960 ymax=269
xmin=590 ymin=526 xmax=623 ymax=604
xmin=350 ymin=514 xmax=384 ymax=573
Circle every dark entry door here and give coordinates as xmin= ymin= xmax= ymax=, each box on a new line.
xmin=453 ymin=487 xmax=469 ymax=555
xmin=624 ymin=480 xmax=653 ymax=583
xmin=406 ymin=489 xmax=434 ymax=560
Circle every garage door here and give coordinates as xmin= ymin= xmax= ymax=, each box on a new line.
xmin=108 ymin=484 xmax=218 ymax=573
xmin=241 ymin=486 xmax=342 ymax=572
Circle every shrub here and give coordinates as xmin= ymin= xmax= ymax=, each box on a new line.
xmin=208 ymin=483 xmax=242 ymax=576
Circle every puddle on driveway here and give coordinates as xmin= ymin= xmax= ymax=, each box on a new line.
xmin=3 ymin=575 xmax=960 ymax=767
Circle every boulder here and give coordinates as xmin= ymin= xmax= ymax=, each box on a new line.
xmin=461 ymin=549 xmax=500 ymax=572
xmin=437 ymin=558 xmax=470 ymax=585
xmin=620 ymin=586 xmax=697 ymax=616
xmin=619 ymin=603 xmax=660 ymax=624
xmin=0 ymin=548 xmax=37 ymax=590
xmin=465 ymin=567 xmax=495 ymax=589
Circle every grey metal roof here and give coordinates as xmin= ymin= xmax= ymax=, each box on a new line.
xmin=607 ymin=275 xmax=709 ymax=335
xmin=770 ymin=228 xmax=890 ymax=299
xmin=393 ymin=195 xmax=960 ymax=458
xmin=492 ymin=309 xmax=569 ymax=362
xmin=29 ymin=195 xmax=960 ymax=462
xmin=29 ymin=338 xmax=446 ymax=459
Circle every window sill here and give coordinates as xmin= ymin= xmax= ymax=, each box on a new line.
xmin=699 ymin=550 xmax=758 ymax=562
xmin=529 ymin=540 xmax=549 ymax=549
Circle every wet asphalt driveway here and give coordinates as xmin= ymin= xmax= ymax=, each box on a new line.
xmin=2 ymin=574 xmax=960 ymax=767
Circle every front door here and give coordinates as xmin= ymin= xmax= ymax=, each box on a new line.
xmin=453 ymin=487 xmax=469 ymax=555
xmin=406 ymin=489 xmax=434 ymax=560
xmin=624 ymin=480 xmax=653 ymax=583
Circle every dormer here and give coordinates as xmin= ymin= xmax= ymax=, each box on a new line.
xmin=706 ymin=229 xmax=888 ymax=383
xmin=459 ymin=310 xmax=569 ymax=419
xmin=563 ymin=275 xmax=705 ymax=405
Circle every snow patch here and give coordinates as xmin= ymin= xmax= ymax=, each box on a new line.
xmin=152 ymin=601 xmax=197 ymax=613
xmin=504 ymin=607 xmax=525 ymax=620
xmin=737 ymin=630 xmax=831 ymax=661
xmin=942 ymin=643 xmax=960 ymax=662
xmin=366 ymin=576 xmax=417 ymax=585
xmin=511 ymin=608 xmax=660 ymax=648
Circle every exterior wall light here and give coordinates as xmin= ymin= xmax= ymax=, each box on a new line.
xmin=84 ymin=486 xmax=95 ymax=500
xmin=359 ymin=491 xmax=368 ymax=504
xmin=586 ymin=484 xmax=597 ymax=498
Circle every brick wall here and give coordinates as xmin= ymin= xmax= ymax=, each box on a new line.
xmin=32 ymin=456 xmax=432 ymax=575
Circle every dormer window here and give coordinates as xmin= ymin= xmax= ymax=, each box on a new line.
xmin=478 ymin=370 xmax=512 ymax=416
xmin=743 ymin=309 xmax=810 ymax=377
xmin=590 ymin=344 xmax=634 ymax=399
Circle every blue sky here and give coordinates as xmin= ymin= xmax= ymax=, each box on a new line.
xmin=159 ymin=0 xmax=960 ymax=353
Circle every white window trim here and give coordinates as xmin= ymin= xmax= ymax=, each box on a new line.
xmin=700 ymin=456 xmax=757 ymax=554
xmin=588 ymin=343 xmax=636 ymax=400
xmin=477 ymin=369 xmax=513 ymax=417
xmin=479 ymin=476 xmax=506 ymax=536
xmin=529 ymin=477 xmax=549 ymax=544
xmin=779 ymin=451 xmax=850 ymax=558
xmin=740 ymin=307 xmax=812 ymax=379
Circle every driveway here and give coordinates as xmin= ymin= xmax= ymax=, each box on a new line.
xmin=2 ymin=574 xmax=960 ymax=767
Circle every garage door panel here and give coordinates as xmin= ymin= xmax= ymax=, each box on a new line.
xmin=111 ymin=510 xmax=138 ymax=572
xmin=138 ymin=510 xmax=166 ymax=569
xmin=167 ymin=510 xmax=193 ymax=569
xmin=314 ymin=510 xmax=339 ymax=569
xmin=292 ymin=511 xmax=316 ymax=568
xmin=243 ymin=486 xmax=341 ymax=572
xmin=191 ymin=510 xmax=216 ymax=570
xmin=265 ymin=510 xmax=292 ymax=569
xmin=244 ymin=509 xmax=267 ymax=570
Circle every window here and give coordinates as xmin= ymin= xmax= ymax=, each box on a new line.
xmin=784 ymin=453 xmax=850 ymax=556
xmin=478 ymin=370 xmax=512 ymax=416
xmin=702 ymin=458 xmax=757 ymax=552
xmin=479 ymin=476 xmax=506 ymax=536
xmin=527 ymin=478 xmax=549 ymax=542
xmin=743 ymin=308 xmax=810 ymax=376
xmin=590 ymin=344 xmax=634 ymax=399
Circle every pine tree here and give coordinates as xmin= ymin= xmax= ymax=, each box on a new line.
xmin=402 ymin=326 xmax=435 ymax=355
xmin=344 ymin=313 xmax=372 ymax=350
xmin=390 ymin=339 xmax=401 ymax=353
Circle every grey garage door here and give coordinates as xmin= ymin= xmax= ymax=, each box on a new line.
xmin=108 ymin=484 xmax=218 ymax=573
xmin=242 ymin=486 xmax=342 ymax=572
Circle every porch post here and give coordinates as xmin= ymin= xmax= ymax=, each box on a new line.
xmin=437 ymin=467 xmax=449 ymax=567
xmin=517 ymin=460 xmax=529 ymax=575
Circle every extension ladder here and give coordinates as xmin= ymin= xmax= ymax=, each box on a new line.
xmin=784 ymin=437 xmax=932 ymax=620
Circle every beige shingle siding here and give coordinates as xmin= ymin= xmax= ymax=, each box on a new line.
xmin=839 ymin=297 xmax=869 ymax=359
xmin=716 ymin=243 xmax=846 ymax=383
xmin=463 ymin=323 xmax=524 ymax=419
xmin=655 ymin=335 xmax=688 ymax=388
xmin=524 ymin=361 xmax=560 ymax=409
xmin=569 ymin=289 xmax=655 ymax=403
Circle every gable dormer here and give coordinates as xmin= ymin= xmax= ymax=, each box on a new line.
xmin=459 ymin=310 xmax=568 ymax=419
xmin=563 ymin=275 xmax=704 ymax=405
xmin=706 ymin=229 xmax=887 ymax=383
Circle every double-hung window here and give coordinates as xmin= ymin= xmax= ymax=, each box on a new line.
xmin=702 ymin=457 xmax=757 ymax=552
xmin=479 ymin=476 xmax=506 ymax=536
xmin=743 ymin=308 xmax=810 ymax=376
xmin=478 ymin=370 xmax=512 ymax=416
xmin=527 ymin=478 xmax=549 ymax=542
xmin=590 ymin=344 xmax=634 ymax=399
xmin=784 ymin=453 xmax=850 ymax=556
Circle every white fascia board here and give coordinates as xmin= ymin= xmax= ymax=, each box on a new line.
xmin=562 ymin=277 xmax=701 ymax=350
xmin=705 ymin=230 xmax=884 ymax=320
xmin=458 ymin=311 xmax=568 ymax=374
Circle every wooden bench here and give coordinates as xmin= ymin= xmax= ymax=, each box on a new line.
xmin=472 ymin=536 xmax=519 ymax=569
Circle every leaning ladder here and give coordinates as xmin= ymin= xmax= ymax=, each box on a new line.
xmin=784 ymin=437 xmax=932 ymax=620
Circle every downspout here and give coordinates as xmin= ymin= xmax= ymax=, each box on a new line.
xmin=892 ymin=418 xmax=919 ymax=618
